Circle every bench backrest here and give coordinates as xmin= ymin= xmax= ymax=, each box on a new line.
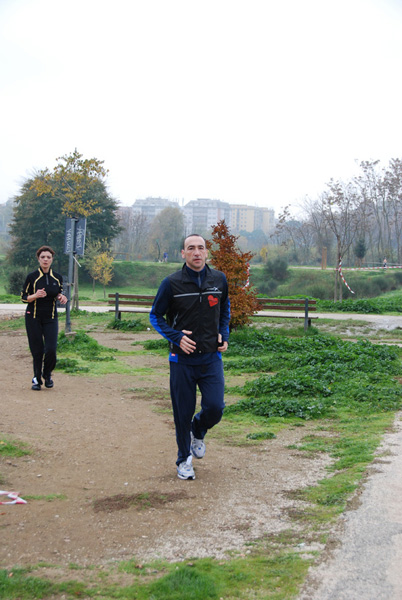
xmin=257 ymin=298 xmax=317 ymax=311
xmin=108 ymin=293 xmax=155 ymax=304
xmin=108 ymin=294 xmax=317 ymax=309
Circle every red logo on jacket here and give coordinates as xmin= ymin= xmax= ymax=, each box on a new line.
xmin=208 ymin=295 xmax=219 ymax=307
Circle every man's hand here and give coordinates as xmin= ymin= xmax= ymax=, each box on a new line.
xmin=218 ymin=333 xmax=228 ymax=352
xmin=180 ymin=330 xmax=197 ymax=354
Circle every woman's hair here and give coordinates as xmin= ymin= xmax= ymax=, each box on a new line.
xmin=36 ymin=245 xmax=55 ymax=258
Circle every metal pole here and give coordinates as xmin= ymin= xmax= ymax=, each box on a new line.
xmin=304 ymin=298 xmax=309 ymax=331
xmin=115 ymin=292 xmax=120 ymax=320
xmin=65 ymin=219 xmax=77 ymax=333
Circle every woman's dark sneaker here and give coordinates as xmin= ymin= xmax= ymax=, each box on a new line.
xmin=31 ymin=377 xmax=41 ymax=391
xmin=44 ymin=375 xmax=54 ymax=388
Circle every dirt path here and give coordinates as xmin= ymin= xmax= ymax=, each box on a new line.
xmin=0 ymin=327 xmax=331 ymax=570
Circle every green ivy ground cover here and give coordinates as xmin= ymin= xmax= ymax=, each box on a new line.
xmin=225 ymin=328 xmax=402 ymax=419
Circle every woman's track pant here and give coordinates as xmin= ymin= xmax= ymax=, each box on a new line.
xmin=25 ymin=314 xmax=58 ymax=384
xmin=170 ymin=359 xmax=225 ymax=465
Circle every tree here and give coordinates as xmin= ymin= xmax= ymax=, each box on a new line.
xmin=31 ymin=148 xmax=108 ymax=218
xmin=148 ymin=207 xmax=185 ymax=261
xmin=264 ymin=256 xmax=289 ymax=281
xmin=383 ymin=158 xmax=402 ymax=262
xmin=91 ymin=251 xmax=114 ymax=299
xmin=8 ymin=153 xmax=120 ymax=294
xmin=207 ymin=220 xmax=260 ymax=330
xmin=113 ymin=210 xmax=150 ymax=259
xmin=300 ymin=196 xmax=335 ymax=266
xmin=8 ymin=181 xmax=67 ymax=272
xmin=354 ymin=238 xmax=367 ymax=267
xmin=318 ymin=179 xmax=361 ymax=301
xmin=83 ymin=238 xmax=108 ymax=292
xmin=28 ymin=149 xmax=119 ymax=309
xmin=0 ymin=199 xmax=14 ymax=252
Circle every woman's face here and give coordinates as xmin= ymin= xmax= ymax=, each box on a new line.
xmin=38 ymin=251 xmax=53 ymax=271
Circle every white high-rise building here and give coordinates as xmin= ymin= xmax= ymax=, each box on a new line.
xmin=183 ymin=199 xmax=231 ymax=235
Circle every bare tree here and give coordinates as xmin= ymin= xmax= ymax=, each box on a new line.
xmin=148 ymin=207 xmax=185 ymax=261
xmin=318 ymin=180 xmax=361 ymax=301
xmin=113 ymin=209 xmax=150 ymax=259
xmin=383 ymin=158 xmax=402 ymax=263
xmin=353 ymin=160 xmax=388 ymax=264
xmin=299 ymin=196 xmax=336 ymax=265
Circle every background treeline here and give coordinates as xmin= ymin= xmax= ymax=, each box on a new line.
xmin=112 ymin=158 xmax=402 ymax=269
xmin=269 ymin=158 xmax=402 ymax=269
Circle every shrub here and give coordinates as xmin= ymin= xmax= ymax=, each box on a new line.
xmin=308 ymin=285 xmax=327 ymax=300
xmin=6 ymin=267 xmax=27 ymax=296
xmin=264 ymin=257 xmax=289 ymax=282
xmin=257 ymin=279 xmax=278 ymax=295
xmin=107 ymin=318 xmax=147 ymax=332
xmin=225 ymin=327 xmax=402 ymax=419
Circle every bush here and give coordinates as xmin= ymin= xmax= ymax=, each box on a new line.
xmin=6 ymin=267 xmax=27 ymax=295
xmin=225 ymin=327 xmax=402 ymax=419
xmin=258 ymin=279 xmax=278 ymax=295
xmin=308 ymin=285 xmax=328 ymax=300
xmin=264 ymin=257 xmax=289 ymax=282
xmin=107 ymin=318 xmax=147 ymax=331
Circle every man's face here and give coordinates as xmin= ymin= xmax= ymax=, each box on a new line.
xmin=182 ymin=236 xmax=208 ymax=272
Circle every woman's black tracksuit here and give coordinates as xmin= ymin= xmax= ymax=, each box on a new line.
xmin=21 ymin=268 xmax=64 ymax=385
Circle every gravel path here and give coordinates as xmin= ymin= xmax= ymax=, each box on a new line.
xmin=298 ymin=414 xmax=402 ymax=600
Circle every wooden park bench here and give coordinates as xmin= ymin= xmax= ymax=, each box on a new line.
xmin=109 ymin=293 xmax=317 ymax=330
xmin=108 ymin=293 xmax=155 ymax=320
xmin=255 ymin=298 xmax=317 ymax=330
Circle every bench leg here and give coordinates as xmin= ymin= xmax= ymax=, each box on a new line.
xmin=114 ymin=292 xmax=121 ymax=320
xmin=304 ymin=298 xmax=309 ymax=331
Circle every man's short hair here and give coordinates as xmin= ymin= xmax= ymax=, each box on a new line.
xmin=182 ymin=234 xmax=206 ymax=249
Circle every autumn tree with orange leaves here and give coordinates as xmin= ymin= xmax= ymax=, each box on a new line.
xmin=207 ymin=220 xmax=260 ymax=330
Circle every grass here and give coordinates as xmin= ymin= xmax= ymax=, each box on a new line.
xmin=0 ymin=554 xmax=311 ymax=599
xmin=23 ymin=494 xmax=67 ymax=502
xmin=0 ymin=437 xmax=30 ymax=458
xmin=0 ymin=310 xmax=401 ymax=598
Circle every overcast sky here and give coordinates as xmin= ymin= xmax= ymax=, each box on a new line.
xmin=1 ymin=0 xmax=401 ymax=213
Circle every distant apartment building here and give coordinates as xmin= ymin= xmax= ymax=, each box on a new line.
xmin=132 ymin=197 xmax=179 ymax=220
xmin=230 ymin=204 xmax=275 ymax=235
xmin=183 ymin=199 xmax=231 ymax=235
xmin=120 ymin=196 xmax=274 ymax=239
xmin=261 ymin=207 xmax=275 ymax=234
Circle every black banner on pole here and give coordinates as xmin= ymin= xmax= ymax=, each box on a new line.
xmin=64 ymin=218 xmax=86 ymax=255
xmin=64 ymin=218 xmax=74 ymax=254
xmin=75 ymin=218 xmax=86 ymax=256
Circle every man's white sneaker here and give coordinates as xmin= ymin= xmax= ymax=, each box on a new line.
xmin=190 ymin=432 xmax=206 ymax=459
xmin=177 ymin=455 xmax=195 ymax=480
